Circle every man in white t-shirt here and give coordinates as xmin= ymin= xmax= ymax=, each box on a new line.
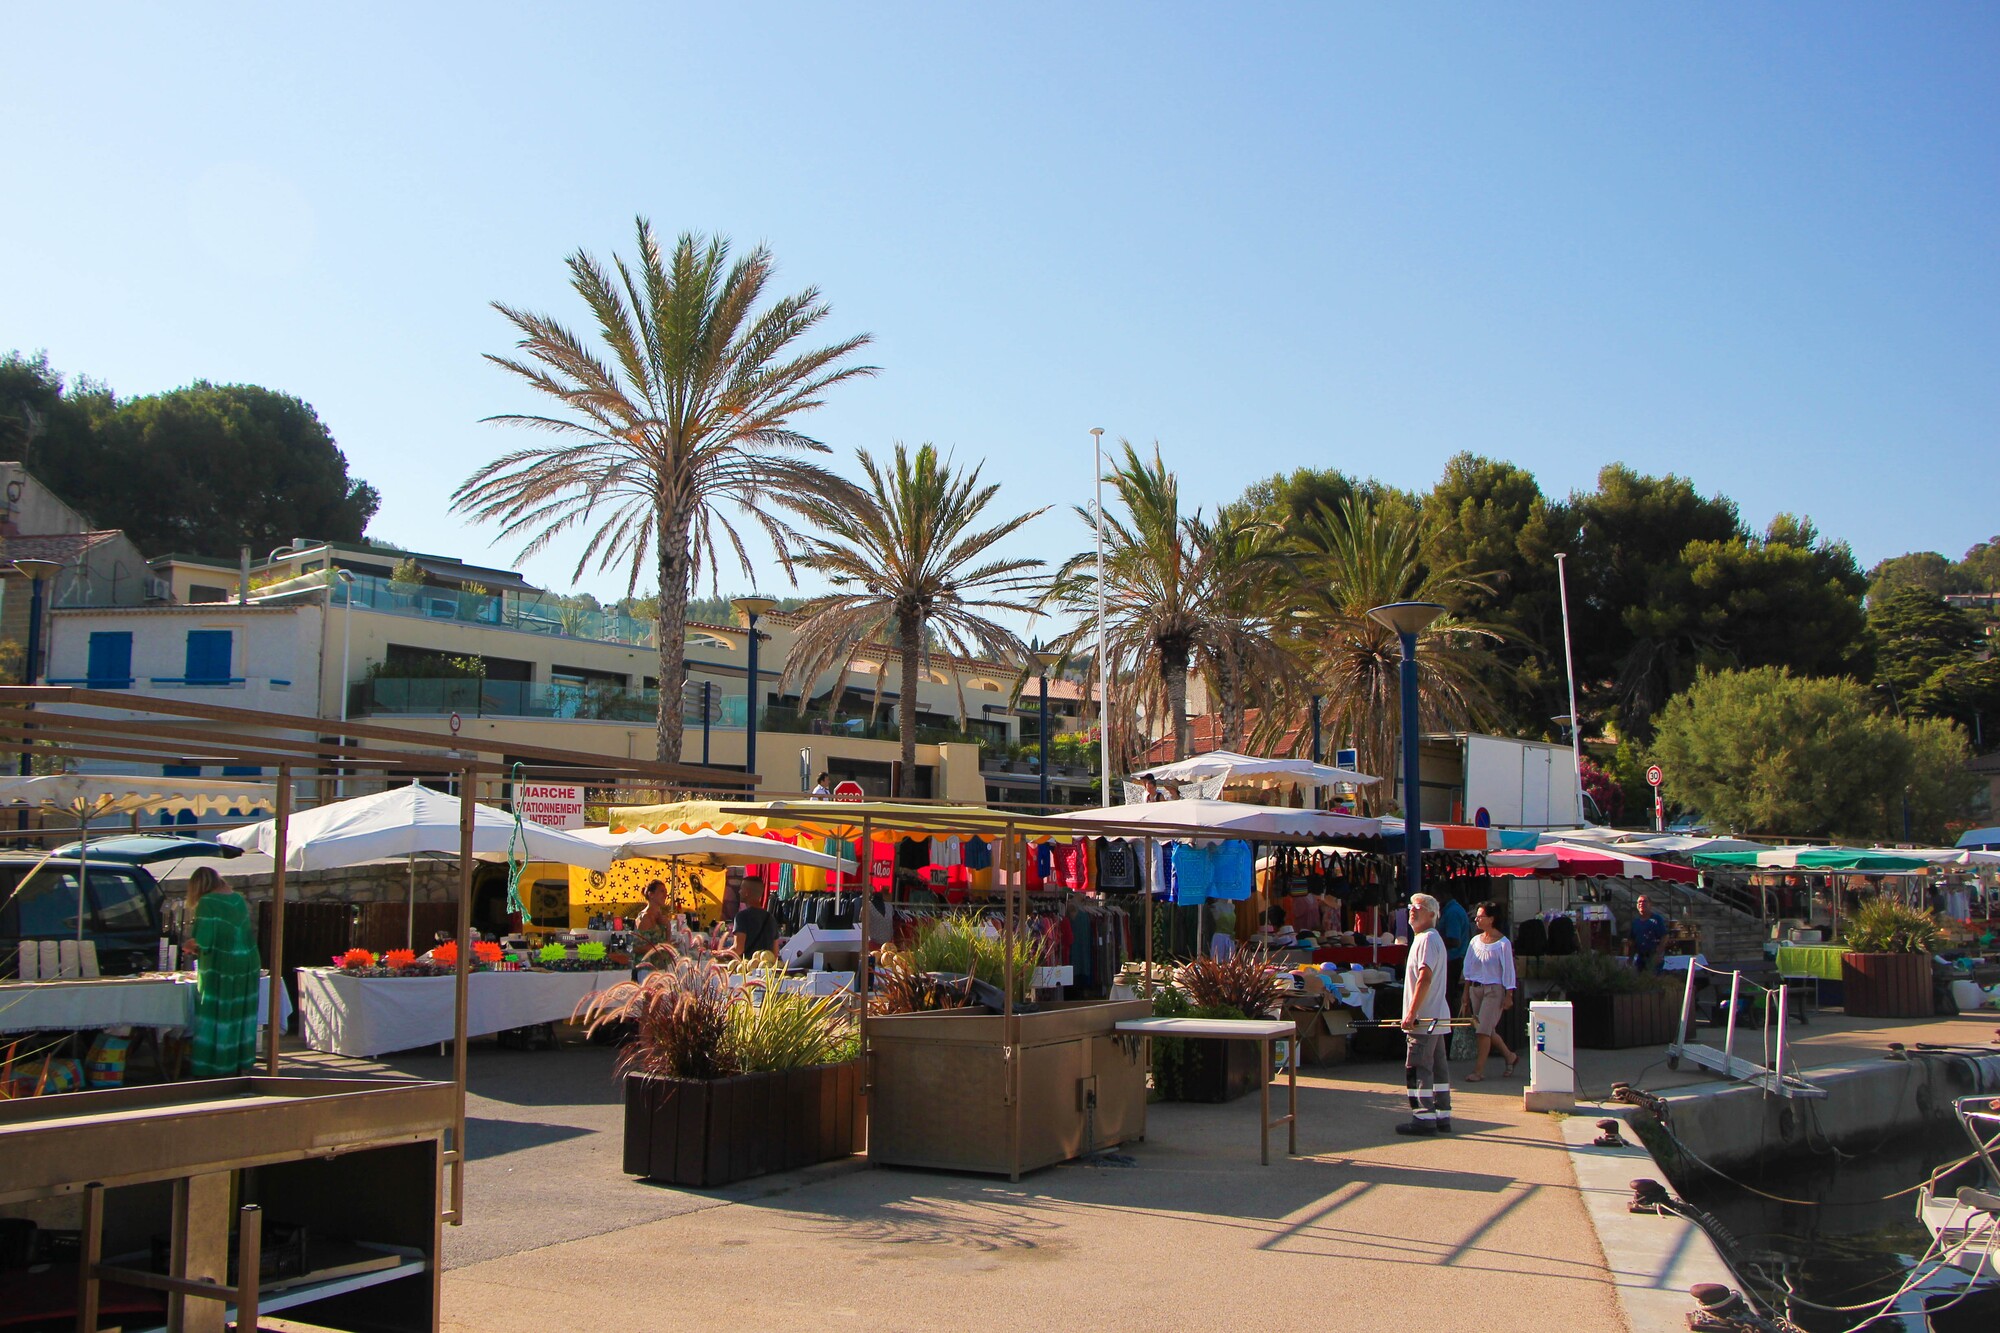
xmin=1396 ymin=892 xmax=1454 ymax=1136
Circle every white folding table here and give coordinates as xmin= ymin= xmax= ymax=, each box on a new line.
xmin=1115 ymin=1016 xmax=1298 ymax=1164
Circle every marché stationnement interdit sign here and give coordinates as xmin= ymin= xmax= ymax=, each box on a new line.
xmin=516 ymin=782 xmax=585 ymax=830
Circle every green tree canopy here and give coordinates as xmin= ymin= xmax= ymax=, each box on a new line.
xmin=1647 ymin=667 xmax=1974 ymax=842
xmin=1867 ymin=588 xmax=1982 ymax=703
xmin=1867 ymin=550 xmax=1958 ymax=601
xmin=1 ymin=352 xmax=379 ymax=557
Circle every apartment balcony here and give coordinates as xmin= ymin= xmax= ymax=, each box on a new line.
xmin=335 ymin=573 xmax=658 ymax=648
xmin=350 ymin=677 xmax=751 ymax=726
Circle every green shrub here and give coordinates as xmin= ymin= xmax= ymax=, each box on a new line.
xmin=1523 ymin=950 xmax=1674 ymax=997
xmin=1841 ymin=897 xmax=1943 ymax=954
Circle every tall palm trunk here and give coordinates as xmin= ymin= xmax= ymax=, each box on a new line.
xmin=896 ymin=611 xmax=923 ymax=795
xmin=1162 ymin=640 xmax=1192 ymax=761
xmin=1219 ymin=654 xmax=1245 ymax=752
xmin=653 ymin=505 xmax=693 ymax=764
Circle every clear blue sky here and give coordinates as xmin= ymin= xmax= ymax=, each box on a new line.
xmin=4 ymin=3 xmax=1995 ymax=605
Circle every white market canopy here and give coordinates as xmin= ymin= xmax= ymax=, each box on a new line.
xmin=220 ymin=782 xmax=614 ymax=872
xmin=1056 ymin=797 xmax=1381 ymax=841
xmin=1131 ymin=750 xmax=1379 ymax=789
xmin=1866 ymin=846 xmax=2000 ymax=868
xmin=568 ymin=826 xmax=857 ymax=872
xmin=0 ymin=771 xmax=275 ymax=819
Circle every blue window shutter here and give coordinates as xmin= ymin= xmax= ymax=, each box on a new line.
xmin=86 ymin=632 xmax=133 ymax=688
xmin=185 ymin=630 xmax=233 ymax=684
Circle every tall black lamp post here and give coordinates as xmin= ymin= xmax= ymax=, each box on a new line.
xmin=732 ymin=596 xmax=777 ymax=789
xmin=1368 ymin=601 xmax=1446 ymax=903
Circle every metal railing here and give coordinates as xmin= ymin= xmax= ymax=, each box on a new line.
xmin=335 ymin=573 xmax=658 ymax=647
xmin=351 ymin=677 xmax=751 ymax=726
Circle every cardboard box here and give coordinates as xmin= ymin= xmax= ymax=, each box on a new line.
xmin=1281 ymin=1005 xmax=1349 ymax=1066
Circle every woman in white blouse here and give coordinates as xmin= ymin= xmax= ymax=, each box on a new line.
xmin=1461 ymin=900 xmax=1519 ymax=1080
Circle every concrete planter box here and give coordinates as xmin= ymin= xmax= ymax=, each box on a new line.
xmin=1840 ymin=952 xmax=1933 ymax=1018
xmin=1572 ymin=986 xmax=1684 ymax=1049
xmin=867 ymin=1000 xmax=1149 ymax=1176
xmin=622 ymin=1061 xmax=862 ymax=1188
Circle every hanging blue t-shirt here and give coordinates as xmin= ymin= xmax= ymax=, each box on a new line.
xmin=1153 ymin=842 xmax=1177 ymax=900
xmin=1170 ymin=843 xmax=1212 ymax=905
xmin=1209 ymin=841 xmax=1253 ymax=901
xmin=962 ymin=837 xmax=993 ymax=870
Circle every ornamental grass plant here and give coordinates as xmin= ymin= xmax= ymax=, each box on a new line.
xmin=869 ymin=952 xmax=978 ymax=1014
xmin=728 ymin=970 xmax=858 ymax=1069
xmin=1841 ymin=896 xmax=1943 ymax=954
xmin=579 ymin=956 xmax=735 ymax=1081
xmin=1175 ymin=947 xmax=1285 ymax=1018
xmin=902 ymin=913 xmax=1047 ymax=1003
xmin=578 ymin=957 xmax=858 ymax=1080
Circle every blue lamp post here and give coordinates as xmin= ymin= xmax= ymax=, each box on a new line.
xmin=1367 ymin=601 xmax=1446 ymax=904
xmin=732 ymin=596 xmax=778 ymax=788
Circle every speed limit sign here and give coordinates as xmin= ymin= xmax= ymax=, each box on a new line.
xmin=1645 ymin=764 xmax=1663 ymax=788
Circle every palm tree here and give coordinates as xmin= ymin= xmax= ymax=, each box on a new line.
xmin=775 ymin=444 xmax=1047 ymax=794
xmin=1042 ymin=441 xmax=1285 ymax=766
xmin=1264 ymin=495 xmax=1503 ymax=815
xmin=453 ymin=219 xmax=876 ymax=762
xmin=1189 ymin=503 xmax=1295 ymax=752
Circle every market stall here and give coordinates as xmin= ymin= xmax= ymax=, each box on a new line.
xmin=221 ymin=783 xmax=618 ymax=1059
xmin=0 ymin=971 xmax=291 ymax=1034
xmin=296 ymin=966 xmax=615 ymax=1058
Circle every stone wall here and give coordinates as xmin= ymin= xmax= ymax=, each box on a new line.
xmin=212 ymin=860 xmax=467 ymax=906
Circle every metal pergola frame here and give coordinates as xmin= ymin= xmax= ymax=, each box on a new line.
xmin=0 ymin=686 xmax=752 ymax=1224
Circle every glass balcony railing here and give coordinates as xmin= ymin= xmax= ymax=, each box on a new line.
xmin=347 ymin=678 xmax=1009 ymax=754
xmin=351 ymin=677 xmax=752 ymax=726
xmin=336 ymin=573 xmax=659 ymax=647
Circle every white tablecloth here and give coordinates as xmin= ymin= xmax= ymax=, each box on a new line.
xmin=296 ymin=968 xmax=620 ymax=1058
xmin=0 ymin=973 xmax=291 ymax=1034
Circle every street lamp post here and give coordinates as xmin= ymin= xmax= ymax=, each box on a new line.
xmin=1090 ymin=428 xmax=1110 ymax=805
xmin=1555 ymin=552 xmax=1586 ymax=825
xmin=1035 ymin=650 xmax=1061 ymax=810
xmin=732 ymin=596 xmax=778 ymax=790
xmin=1368 ymin=601 xmax=1447 ymax=905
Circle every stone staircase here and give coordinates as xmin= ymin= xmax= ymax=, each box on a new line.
xmin=1598 ymin=881 xmax=1769 ymax=970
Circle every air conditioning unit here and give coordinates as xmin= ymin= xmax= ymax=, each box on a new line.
xmin=144 ymin=576 xmax=173 ymax=603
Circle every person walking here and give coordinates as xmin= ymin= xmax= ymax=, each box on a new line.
xmin=1396 ymin=892 xmax=1454 ymax=1136
xmin=181 ymin=867 xmax=262 ymax=1078
xmin=1461 ymin=901 xmax=1519 ymax=1081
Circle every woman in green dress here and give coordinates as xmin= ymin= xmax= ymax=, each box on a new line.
xmin=182 ymin=867 xmax=261 ymax=1077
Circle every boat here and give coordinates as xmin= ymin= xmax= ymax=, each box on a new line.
xmin=1910 ymin=1093 xmax=2000 ymax=1329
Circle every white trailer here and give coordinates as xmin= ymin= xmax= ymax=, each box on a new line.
xmin=1459 ymin=733 xmax=1582 ymax=829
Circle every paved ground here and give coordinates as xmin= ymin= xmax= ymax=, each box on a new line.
xmin=281 ymin=1008 xmax=2000 ymax=1332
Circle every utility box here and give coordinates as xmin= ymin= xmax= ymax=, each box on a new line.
xmin=1526 ymin=1000 xmax=1576 ymax=1112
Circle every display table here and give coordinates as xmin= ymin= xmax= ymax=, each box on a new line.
xmin=1115 ymin=1016 xmax=1298 ymax=1164
xmin=1312 ymin=944 xmax=1409 ymax=967
xmin=296 ymin=968 xmax=620 ymax=1058
xmin=0 ymin=972 xmax=291 ymax=1034
xmin=1775 ymin=944 xmax=1849 ymax=981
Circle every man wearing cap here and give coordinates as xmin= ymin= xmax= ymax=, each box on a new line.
xmin=1396 ymin=892 xmax=1454 ymax=1136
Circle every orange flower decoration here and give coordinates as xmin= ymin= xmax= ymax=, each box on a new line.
xmin=472 ymin=940 xmax=503 ymax=965
xmin=383 ymin=949 xmax=417 ymax=970
xmin=430 ymin=941 xmax=458 ymax=967
xmin=339 ymin=948 xmax=376 ymax=970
